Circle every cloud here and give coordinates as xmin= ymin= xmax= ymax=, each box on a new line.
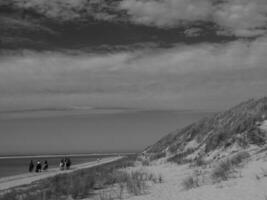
xmin=4 ymin=0 xmax=267 ymax=39
xmin=214 ymin=0 xmax=267 ymax=37
xmin=119 ymin=0 xmax=267 ymax=37
xmin=120 ymin=0 xmax=212 ymax=27
xmin=184 ymin=28 xmax=203 ymax=37
xmin=2 ymin=0 xmax=117 ymax=22
xmin=0 ymin=15 xmax=56 ymax=37
xmin=1 ymin=36 xmax=267 ymax=111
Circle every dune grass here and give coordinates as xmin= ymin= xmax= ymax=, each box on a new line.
xmin=94 ymin=169 xmax=162 ymax=200
xmin=182 ymin=175 xmax=199 ymax=190
xmin=211 ymin=151 xmax=250 ymax=181
xmin=182 ymin=151 xmax=250 ymax=190
xmin=167 ymin=148 xmax=195 ymax=164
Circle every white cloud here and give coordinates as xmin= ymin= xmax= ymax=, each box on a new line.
xmin=119 ymin=0 xmax=267 ymax=37
xmin=184 ymin=28 xmax=202 ymax=37
xmin=1 ymin=37 xmax=267 ymax=110
xmin=120 ymin=0 xmax=212 ymax=27
xmin=214 ymin=0 xmax=267 ymax=37
xmin=5 ymin=0 xmax=267 ymax=37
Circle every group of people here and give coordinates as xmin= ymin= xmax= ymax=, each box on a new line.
xmin=29 ymin=160 xmax=48 ymax=173
xmin=59 ymin=158 xmax=72 ymax=170
xmin=28 ymin=157 xmax=72 ymax=173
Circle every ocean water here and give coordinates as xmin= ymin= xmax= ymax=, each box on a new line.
xmin=0 ymin=110 xmax=215 ymax=179
xmin=0 ymin=155 xmax=110 ymax=179
xmin=0 ymin=110 xmax=214 ymax=155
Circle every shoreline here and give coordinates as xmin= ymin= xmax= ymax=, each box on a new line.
xmin=0 ymin=156 xmax=122 ymax=191
xmin=0 ymin=153 xmax=134 ymax=160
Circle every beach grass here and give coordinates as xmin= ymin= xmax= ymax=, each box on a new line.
xmin=211 ymin=151 xmax=250 ymax=182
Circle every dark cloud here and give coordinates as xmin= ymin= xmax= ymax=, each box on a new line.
xmin=1 ymin=0 xmax=266 ymax=50
xmin=0 ymin=0 xmax=237 ymax=51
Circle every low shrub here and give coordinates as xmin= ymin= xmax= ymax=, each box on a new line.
xmin=182 ymin=175 xmax=200 ymax=190
xmin=167 ymin=149 xmax=195 ymax=165
xmin=190 ymin=156 xmax=207 ymax=168
xmin=247 ymin=128 xmax=266 ymax=146
xmin=123 ymin=171 xmax=155 ymax=195
xmin=211 ymin=159 xmax=232 ymax=181
xmin=141 ymin=160 xmax=150 ymax=166
xmin=211 ymin=151 xmax=250 ymax=181
xmin=97 ymin=190 xmax=114 ymax=200
xmin=230 ymin=151 xmax=250 ymax=166
xmin=149 ymin=152 xmax=166 ymax=161
xmin=94 ymin=170 xmax=161 ymax=199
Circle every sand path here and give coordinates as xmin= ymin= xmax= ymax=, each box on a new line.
xmin=0 ymin=156 xmax=122 ymax=191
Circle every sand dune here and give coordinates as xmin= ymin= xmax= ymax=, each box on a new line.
xmin=122 ymin=153 xmax=267 ymax=200
xmin=0 ymin=156 xmax=122 ymax=191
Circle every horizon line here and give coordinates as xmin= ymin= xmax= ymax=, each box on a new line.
xmin=0 ymin=152 xmax=138 ymax=160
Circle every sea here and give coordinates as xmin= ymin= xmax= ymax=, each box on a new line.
xmin=0 ymin=109 xmax=216 ymax=179
xmin=0 ymin=154 xmax=112 ymax=179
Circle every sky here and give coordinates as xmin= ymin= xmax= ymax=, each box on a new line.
xmin=0 ymin=0 xmax=267 ymax=155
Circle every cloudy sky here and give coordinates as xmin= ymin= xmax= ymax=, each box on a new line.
xmin=0 ymin=0 xmax=267 ymax=154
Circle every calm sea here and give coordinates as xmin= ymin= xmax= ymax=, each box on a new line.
xmin=0 ymin=154 xmax=110 ymax=179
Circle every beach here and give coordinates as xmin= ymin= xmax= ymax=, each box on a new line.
xmin=0 ymin=156 xmax=122 ymax=191
xmin=0 ymin=154 xmax=123 ymax=178
xmin=120 ymin=154 xmax=267 ymax=200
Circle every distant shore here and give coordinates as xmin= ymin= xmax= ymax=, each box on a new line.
xmin=0 ymin=156 xmax=122 ymax=191
xmin=0 ymin=153 xmax=134 ymax=160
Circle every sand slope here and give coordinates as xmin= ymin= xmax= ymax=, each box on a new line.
xmin=123 ymin=158 xmax=267 ymax=200
xmin=0 ymin=156 xmax=122 ymax=191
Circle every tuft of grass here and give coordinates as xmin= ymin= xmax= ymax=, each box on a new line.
xmin=182 ymin=175 xmax=200 ymax=190
xmin=158 ymin=174 xmax=163 ymax=183
xmin=211 ymin=159 xmax=232 ymax=181
xmin=141 ymin=160 xmax=150 ymax=166
xmin=97 ymin=190 xmax=115 ymax=200
xmin=167 ymin=148 xmax=195 ymax=165
xmin=124 ymin=171 xmax=156 ymax=195
xmin=230 ymin=151 xmax=250 ymax=166
xmin=94 ymin=170 xmax=161 ymax=199
xmin=211 ymin=151 xmax=250 ymax=181
xmin=189 ymin=156 xmax=208 ymax=168
xmin=149 ymin=152 xmax=166 ymax=161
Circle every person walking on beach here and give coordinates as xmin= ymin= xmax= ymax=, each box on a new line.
xmin=35 ymin=161 xmax=42 ymax=172
xmin=66 ymin=158 xmax=71 ymax=170
xmin=43 ymin=160 xmax=48 ymax=171
xmin=59 ymin=159 xmax=64 ymax=170
xmin=29 ymin=160 xmax=34 ymax=172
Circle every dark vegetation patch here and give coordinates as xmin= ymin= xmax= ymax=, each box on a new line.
xmin=167 ymin=148 xmax=195 ymax=164
xmin=149 ymin=152 xmax=166 ymax=161
xmin=211 ymin=151 xmax=250 ymax=181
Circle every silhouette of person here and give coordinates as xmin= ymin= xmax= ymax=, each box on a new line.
xmin=59 ymin=159 xmax=64 ymax=170
xmin=29 ymin=160 xmax=34 ymax=172
xmin=35 ymin=161 xmax=42 ymax=172
xmin=66 ymin=158 xmax=71 ymax=170
xmin=64 ymin=157 xmax=67 ymax=170
xmin=43 ymin=160 xmax=48 ymax=171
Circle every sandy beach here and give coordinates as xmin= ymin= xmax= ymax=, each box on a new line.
xmin=0 ymin=156 xmax=122 ymax=191
xmin=113 ymin=152 xmax=267 ymax=200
